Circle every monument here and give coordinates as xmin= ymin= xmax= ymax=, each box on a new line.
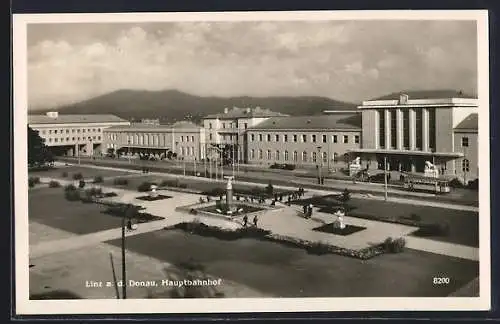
xmin=333 ymin=208 xmax=346 ymax=229
xmin=349 ymin=157 xmax=362 ymax=177
xmin=149 ymin=184 xmax=158 ymax=198
xmin=424 ymin=161 xmax=439 ymax=178
xmin=224 ymin=176 xmax=237 ymax=214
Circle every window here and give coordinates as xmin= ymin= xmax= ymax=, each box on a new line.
xmin=378 ymin=109 xmax=385 ymax=148
xmin=77 ymin=129 xmax=81 ymax=133
xmin=209 ymin=123 xmax=212 ymax=129
xmin=312 ymin=152 xmax=317 ymax=163
xmin=354 ymin=135 xmax=360 ymax=144
xmin=322 ymin=152 xmax=327 ymax=163
xmin=275 ymin=150 xmax=280 ymax=160
xmin=181 ymin=147 xmax=185 ymax=155
xmin=48 ymin=138 xmax=52 ymax=142
xmin=429 ymin=108 xmax=436 ymax=151
xmin=49 ymin=130 xmax=52 ymax=134
xmin=83 ymin=129 xmax=86 ymax=133
xmin=54 ymin=138 xmax=58 ymax=142
xmin=66 ymin=137 xmax=70 ymax=141
xmin=251 ymin=134 xmax=255 ymax=141
xmin=66 ymin=129 xmax=69 ymax=134
xmin=54 ymin=130 xmax=58 ymax=134
xmin=250 ymin=149 xmax=255 ymax=159
xmin=403 ymin=109 xmax=410 ymax=149
xmin=332 ymin=135 xmax=338 ymax=143
xmin=312 ymin=135 xmax=316 ymax=143
xmin=98 ymin=136 xmax=101 ymax=140
xmin=181 ymin=136 xmax=184 ymax=142
xmin=222 ymin=123 xmax=226 ymax=128
xmin=322 ymin=134 xmax=327 ymax=143
xmin=284 ymin=134 xmax=288 ymax=142
xmin=92 ymin=128 xmax=96 ymax=132
xmin=302 ymin=151 xmax=307 ymax=162
xmin=259 ymin=134 xmax=263 ymax=142
xmin=302 ymin=135 xmax=307 ymax=143
xmin=259 ymin=149 xmax=263 ymax=159
xmin=267 ymin=134 xmax=271 ymax=142
xmin=293 ymin=135 xmax=298 ymax=142
xmin=343 ymin=135 xmax=348 ymax=143
xmin=98 ymin=128 xmax=101 ymax=132
xmin=293 ymin=151 xmax=298 ymax=162
xmin=415 ymin=109 xmax=423 ymax=149
xmin=209 ymin=133 xmax=213 ymax=140
xmin=92 ymin=136 xmax=96 ymax=140
xmin=60 ymin=138 xmax=64 ymax=142
xmin=275 ymin=134 xmax=279 ymax=142
xmin=390 ymin=110 xmax=397 ymax=148
xmin=462 ymin=137 xmax=469 ymax=147
xmin=267 ymin=149 xmax=272 ymax=160
xmin=462 ymin=159 xmax=470 ymax=172
xmin=77 ymin=137 xmax=80 ymax=141
xmin=72 ymin=137 xmax=75 ymax=141
xmin=88 ymin=129 xmax=91 ymax=132
xmin=284 ymin=150 xmax=289 ymax=161
xmin=244 ymin=123 xmax=248 ymax=129
xmin=41 ymin=130 xmax=46 ymax=135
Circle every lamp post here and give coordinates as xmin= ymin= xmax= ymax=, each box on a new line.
xmin=128 ymin=140 xmax=131 ymax=164
xmin=232 ymin=144 xmax=235 ymax=179
xmin=317 ymin=146 xmax=322 ymax=184
xmin=121 ymin=214 xmax=127 ymax=299
xmin=384 ymin=155 xmax=388 ymax=201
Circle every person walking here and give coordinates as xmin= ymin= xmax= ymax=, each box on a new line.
xmin=243 ymin=215 xmax=248 ymax=227
xmin=253 ymin=215 xmax=258 ymax=227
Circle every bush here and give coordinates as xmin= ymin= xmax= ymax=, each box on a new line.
xmin=449 ymin=178 xmax=466 ymax=188
xmin=467 ymin=179 xmax=479 ymax=190
xmin=138 ymin=181 xmax=155 ymax=192
xmin=78 ymin=180 xmax=86 ymax=188
xmin=48 ymin=180 xmax=61 ymax=188
xmin=417 ymin=222 xmax=450 ymax=237
xmin=103 ymin=192 xmax=118 ymax=198
xmin=383 ymin=237 xmax=406 ymax=253
xmin=64 ymin=184 xmax=77 ymax=192
xmin=28 ymin=177 xmax=36 ymax=188
xmin=72 ymin=173 xmax=83 ymax=180
xmin=339 ymin=188 xmax=351 ymax=204
xmin=85 ymin=187 xmax=103 ymax=197
xmin=93 ymin=175 xmax=103 ymax=183
xmin=178 ymin=183 xmax=188 ymax=189
xmin=265 ymin=183 xmax=274 ymax=195
xmin=61 ymin=171 xmax=68 ymax=178
xmin=113 ymin=178 xmax=129 ymax=186
xmin=283 ymin=164 xmax=296 ymax=170
xmin=64 ymin=189 xmax=81 ymax=201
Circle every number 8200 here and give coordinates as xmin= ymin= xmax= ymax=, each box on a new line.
xmin=433 ymin=277 xmax=450 ymax=285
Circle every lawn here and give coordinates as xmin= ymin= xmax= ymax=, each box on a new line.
xmin=28 ymin=165 xmax=133 ymax=181
xmin=295 ymin=195 xmax=479 ymax=248
xmin=29 ymin=188 xmax=123 ymax=235
xmin=106 ymin=229 xmax=478 ymax=297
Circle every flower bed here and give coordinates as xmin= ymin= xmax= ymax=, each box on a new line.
xmin=166 ymin=221 xmax=386 ymax=260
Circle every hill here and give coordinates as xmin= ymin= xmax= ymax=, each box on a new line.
xmin=34 ymin=90 xmax=358 ymax=123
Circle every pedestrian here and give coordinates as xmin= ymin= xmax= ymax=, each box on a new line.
xmin=243 ymin=215 xmax=248 ymax=227
xmin=303 ymin=205 xmax=307 ymax=215
xmin=279 ymin=194 xmax=283 ymax=202
xmin=287 ymin=195 xmax=291 ymax=206
xmin=309 ymin=204 xmax=314 ymax=217
xmin=253 ymin=215 xmax=258 ymax=227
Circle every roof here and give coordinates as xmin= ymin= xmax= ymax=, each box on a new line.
xmin=28 ymin=114 xmax=128 ymax=125
xmin=371 ymin=90 xmax=477 ymax=101
xmin=454 ymin=113 xmax=478 ymax=130
xmin=106 ymin=121 xmax=202 ymax=132
xmin=203 ymin=107 xmax=288 ymax=119
xmin=248 ymin=114 xmax=361 ymax=131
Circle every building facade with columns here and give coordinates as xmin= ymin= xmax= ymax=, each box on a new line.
xmin=202 ymin=106 xmax=287 ymax=164
xmin=28 ymin=112 xmax=130 ymax=157
xmin=349 ymin=90 xmax=478 ymax=180
xmin=102 ymin=120 xmax=206 ymax=161
xmin=246 ymin=114 xmax=362 ymax=168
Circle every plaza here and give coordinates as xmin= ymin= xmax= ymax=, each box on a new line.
xmin=28 ymin=163 xmax=479 ymax=299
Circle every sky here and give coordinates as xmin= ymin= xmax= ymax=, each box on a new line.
xmin=27 ymin=20 xmax=478 ymax=109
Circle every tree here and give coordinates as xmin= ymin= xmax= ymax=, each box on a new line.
xmin=339 ymin=188 xmax=351 ymax=205
xmin=28 ymin=126 xmax=54 ymax=167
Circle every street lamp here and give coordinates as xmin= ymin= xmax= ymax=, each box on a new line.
xmin=128 ymin=140 xmax=131 ymax=164
xmin=384 ymin=155 xmax=388 ymax=201
xmin=121 ymin=213 xmax=127 ymax=299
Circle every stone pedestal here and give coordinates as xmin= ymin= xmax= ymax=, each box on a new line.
xmin=149 ymin=185 xmax=158 ymax=198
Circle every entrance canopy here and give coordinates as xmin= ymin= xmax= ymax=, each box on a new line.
xmin=347 ymin=149 xmax=463 ymax=158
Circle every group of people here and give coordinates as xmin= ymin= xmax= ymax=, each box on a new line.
xmin=242 ymin=214 xmax=258 ymax=227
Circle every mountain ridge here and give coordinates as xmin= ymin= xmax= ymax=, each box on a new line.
xmin=32 ymin=89 xmax=359 ymax=123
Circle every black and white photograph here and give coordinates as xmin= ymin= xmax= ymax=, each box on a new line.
xmin=13 ymin=10 xmax=490 ymax=314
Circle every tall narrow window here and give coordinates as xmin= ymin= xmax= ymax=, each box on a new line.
xmin=275 ymin=134 xmax=279 ymax=142
xmin=284 ymin=151 xmax=289 ymax=161
xmin=462 ymin=159 xmax=470 ymax=172
xmin=311 ymin=135 xmax=316 ymax=143
xmin=250 ymin=149 xmax=255 ymax=159
xmin=462 ymin=137 xmax=469 ymax=147
xmin=267 ymin=134 xmax=271 ymax=142
xmin=293 ymin=151 xmax=298 ymax=161
xmin=284 ymin=135 xmax=288 ymax=142
xmin=276 ymin=150 xmax=280 ymax=160
xmin=390 ymin=110 xmax=397 ymax=148
xmin=403 ymin=109 xmax=410 ymax=149
xmin=302 ymin=151 xmax=307 ymax=162
xmin=415 ymin=109 xmax=423 ymax=149
xmin=259 ymin=149 xmax=263 ymax=159
xmin=259 ymin=134 xmax=263 ymax=141
xmin=378 ymin=109 xmax=386 ymax=148
xmin=322 ymin=135 xmax=327 ymax=143
xmin=267 ymin=150 xmax=271 ymax=160
xmin=332 ymin=135 xmax=338 ymax=143
xmin=312 ymin=152 xmax=317 ymax=163
xmin=302 ymin=135 xmax=307 ymax=143
xmin=293 ymin=135 xmax=298 ymax=142
xmin=428 ymin=108 xmax=436 ymax=151
xmin=322 ymin=151 xmax=327 ymax=163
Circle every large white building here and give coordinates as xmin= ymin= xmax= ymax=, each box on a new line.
xmin=28 ymin=112 xmax=130 ymax=157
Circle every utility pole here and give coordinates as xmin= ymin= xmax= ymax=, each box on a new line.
xmin=121 ymin=216 xmax=127 ymax=299
xmin=232 ymin=145 xmax=235 ymax=179
xmin=384 ymin=156 xmax=388 ymax=202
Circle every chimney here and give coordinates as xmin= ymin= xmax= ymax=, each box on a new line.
xmin=46 ymin=111 xmax=59 ymax=118
xmin=224 ymin=107 xmax=229 ymax=114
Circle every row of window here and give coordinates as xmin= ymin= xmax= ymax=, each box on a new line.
xmin=180 ymin=146 xmax=196 ymax=156
xmin=208 ymin=122 xmax=248 ymax=129
xmin=249 ymin=133 xmax=359 ymax=144
xmin=180 ymin=135 xmax=196 ymax=142
xmin=46 ymin=136 xmax=100 ymax=143
xmin=41 ymin=128 xmax=102 ymax=135
xmin=250 ymin=149 xmax=344 ymax=163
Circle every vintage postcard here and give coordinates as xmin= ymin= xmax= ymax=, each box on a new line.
xmin=13 ymin=10 xmax=490 ymax=315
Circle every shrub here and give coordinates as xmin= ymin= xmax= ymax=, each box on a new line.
xmin=85 ymin=187 xmax=103 ymax=197
xmin=383 ymin=237 xmax=406 ymax=253
xmin=93 ymin=175 xmax=103 ymax=183
xmin=306 ymin=241 xmax=332 ymax=255
xmin=61 ymin=171 xmax=68 ymax=178
xmin=48 ymin=180 xmax=61 ymax=188
xmin=28 ymin=177 xmax=36 ymax=188
xmin=449 ymin=178 xmax=465 ymax=188
xmin=78 ymin=180 xmax=86 ymax=188
xmin=467 ymin=179 xmax=479 ymax=190
xmin=64 ymin=189 xmax=81 ymax=201
xmin=64 ymin=184 xmax=77 ymax=192
xmin=138 ymin=181 xmax=154 ymax=192
xmin=339 ymin=188 xmax=351 ymax=204
xmin=417 ymin=222 xmax=450 ymax=237
xmin=72 ymin=173 xmax=83 ymax=180
xmin=113 ymin=178 xmax=129 ymax=185
xmin=409 ymin=213 xmax=421 ymax=222
xmin=283 ymin=164 xmax=296 ymax=170
xmin=178 ymin=183 xmax=188 ymax=189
